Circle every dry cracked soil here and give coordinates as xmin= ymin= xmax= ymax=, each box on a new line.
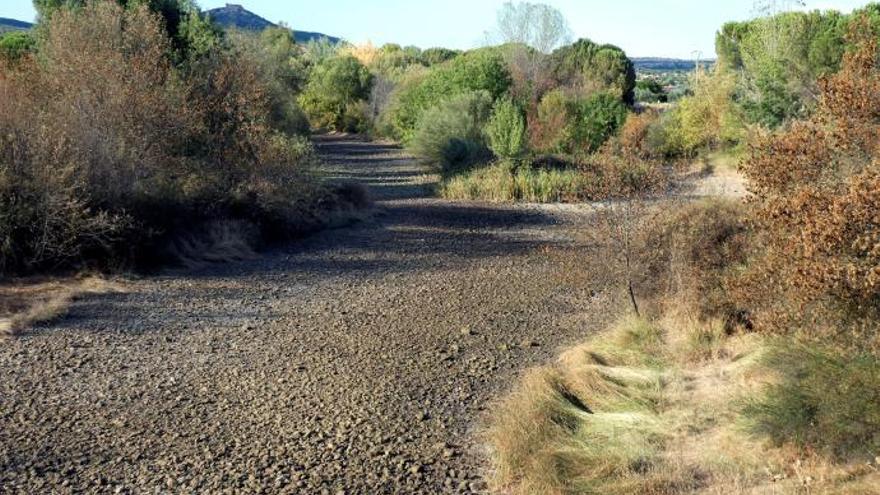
xmin=0 ymin=136 xmax=616 ymax=494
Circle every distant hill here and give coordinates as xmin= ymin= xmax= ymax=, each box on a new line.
xmin=205 ymin=4 xmax=340 ymax=44
xmin=0 ymin=18 xmax=34 ymax=34
xmin=632 ymin=57 xmax=716 ymax=72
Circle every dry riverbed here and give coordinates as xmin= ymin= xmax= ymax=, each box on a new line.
xmin=1 ymin=136 xmax=617 ymax=494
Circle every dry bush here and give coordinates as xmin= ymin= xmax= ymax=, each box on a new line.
xmin=637 ymin=199 xmax=750 ymax=325
xmin=618 ymin=110 xmax=661 ymax=159
xmin=734 ymin=17 xmax=880 ymax=350
xmin=0 ymin=2 xmax=319 ymax=275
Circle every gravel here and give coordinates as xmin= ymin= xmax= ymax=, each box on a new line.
xmin=0 ymin=136 xmax=614 ymax=494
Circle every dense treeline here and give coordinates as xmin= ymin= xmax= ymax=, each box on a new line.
xmin=638 ymin=2 xmax=880 ymax=159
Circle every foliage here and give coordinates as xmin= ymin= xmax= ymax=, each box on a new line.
xmin=744 ymin=343 xmax=880 ymax=460
xmin=617 ymin=110 xmax=660 ymax=159
xmin=301 ymin=36 xmax=341 ymax=65
xmin=530 ymin=90 xmax=627 ymax=154
xmin=529 ymin=89 xmax=569 ymax=152
xmin=715 ymin=6 xmax=880 ymax=128
xmin=228 ymin=27 xmax=310 ymax=135
xmin=486 ymin=98 xmax=528 ymax=160
xmin=408 ymin=91 xmax=493 ymax=174
xmin=298 ymin=55 xmax=374 ymax=131
xmin=734 ymin=19 xmax=880 ymax=351
xmin=550 ymin=39 xmax=636 ymax=104
xmin=651 ymin=68 xmax=743 ymax=157
xmin=0 ymin=2 xmax=318 ymax=274
xmin=34 ymin=0 xmax=224 ymax=63
xmin=634 ymin=78 xmax=666 ymax=103
xmin=388 ymin=49 xmax=512 ymax=142
xmin=0 ymin=31 xmax=35 ymax=62
xmin=421 ymin=47 xmax=460 ymax=66
xmin=569 ymin=92 xmax=628 ymax=153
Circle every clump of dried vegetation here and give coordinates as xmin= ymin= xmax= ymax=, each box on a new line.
xmin=486 ymin=18 xmax=880 ymax=494
xmin=0 ymin=276 xmax=124 ymax=338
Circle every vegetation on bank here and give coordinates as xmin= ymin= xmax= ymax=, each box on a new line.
xmin=0 ymin=1 xmax=368 ymax=276
xmin=488 ymin=16 xmax=880 ymax=494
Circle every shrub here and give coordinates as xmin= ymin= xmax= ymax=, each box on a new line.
xmin=618 ymin=110 xmax=661 ymax=159
xmin=744 ymin=343 xmax=880 ymax=459
xmin=529 ymin=89 xmax=570 ymax=152
xmin=529 ymin=90 xmax=627 ymax=154
xmin=35 ymin=0 xmax=223 ymax=64
xmin=388 ymin=49 xmax=511 ymax=141
xmin=733 ymin=19 xmax=880 ymax=350
xmin=0 ymin=31 xmax=35 ymax=62
xmin=569 ymin=92 xmax=628 ymax=153
xmin=298 ymin=55 xmax=373 ymax=131
xmin=486 ymin=98 xmax=528 ymax=160
xmin=0 ymin=2 xmax=319 ymax=275
xmin=408 ymin=91 xmax=493 ymax=174
xmin=655 ymin=69 xmax=743 ymax=157
xmin=228 ymin=28 xmax=311 ymax=135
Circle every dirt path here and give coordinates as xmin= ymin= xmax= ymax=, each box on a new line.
xmin=0 ymin=136 xmax=614 ymax=494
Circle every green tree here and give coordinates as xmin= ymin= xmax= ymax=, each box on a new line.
xmin=570 ymin=92 xmax=627 ymax=153
xmin=298 ymin=55 xmax=373 ymax=131
xmin=421 ymin=47 xmax=460 ymax=66
xmin=550 ymin=39 xmax=636 ymax=104
xmin=389 ymin=48 xmax=512 ymax=141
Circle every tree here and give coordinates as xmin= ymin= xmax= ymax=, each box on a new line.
xmin=421 ymin=47 xmax=460 ymax=66
xmin=298 ymin=55 xmax=373 ymax=131
xmin=735 ymin=17 xmax=880 ymax=349
xmin=492 ymin=1 xmax=572 ymax=54
xmin=389 ymin=48 xmax=511 ymax=141
xmin=570 ymin=92 xmax=628 ymax=153
xmin=550 ymin=39 xmax=636 ymax=105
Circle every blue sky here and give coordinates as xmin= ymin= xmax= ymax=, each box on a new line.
xmin=1 ymin=0 xmax=872 ymax=58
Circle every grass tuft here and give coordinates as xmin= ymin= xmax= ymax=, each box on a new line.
xmin=440 ymin=161 xmax=594 ymax=203
xmin=742 ymin=343 xmax=880 ymax=461
xmin=486 ymin=313 xmax=880 ymax=494
xmin=0 ymin=277 xmax=123 ymax=338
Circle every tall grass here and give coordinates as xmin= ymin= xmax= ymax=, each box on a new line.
xmin=440 ymin=161 xmax=595 ymax=202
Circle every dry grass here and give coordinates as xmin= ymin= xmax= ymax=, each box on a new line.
xmin=486 ymin=314 xmax=880 ymax=494
xmin=0 ymin=276 xmax=124 ymax=338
